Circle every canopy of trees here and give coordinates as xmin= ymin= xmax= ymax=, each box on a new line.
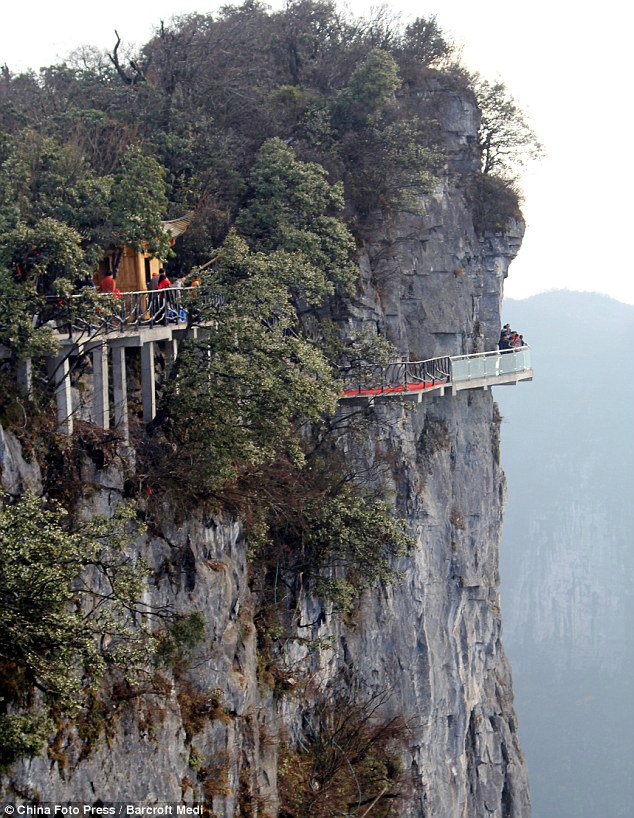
xmin=0 ymin=1 xmax=540 ymax=289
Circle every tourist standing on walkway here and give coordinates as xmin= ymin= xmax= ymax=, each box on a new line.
xmin=157 ymin=270 xmax=171 ymax=290
xmin=147 ymin=269 xmax=160 ymax=317
xmin=157 ymin=270 xmax=172 ymax=315
xmin=99 ymin=271 xmax=116 ymax=293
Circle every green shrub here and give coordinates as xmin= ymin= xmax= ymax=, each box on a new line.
xmin=0 ymin=493 xmax=154 ymax=769
xmin=0 ymin=713 xmax=52 ymax=773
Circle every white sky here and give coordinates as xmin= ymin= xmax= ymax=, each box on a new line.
xmin=2 ymin=0 xmax=633 ymax=304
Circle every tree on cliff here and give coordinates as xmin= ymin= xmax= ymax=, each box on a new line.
xmin=234 ymin=137 xmax=357 ymax=294
xmin=468 ymin=77 xmax=541 ymax=232
xmin=0 ymin=134 xmax=170 ymax=292
xmin=152 ymin=138 xmax=356 ymax=494
xmin=149 ymin=140 xmax=409 ymax=615
xmin=0 ymin=496 xmax=157 ymax=770
xmin=474 ymin=77 xmax=542 ymax=178
xmin=0 ymin=132 xmax=172 ymax=367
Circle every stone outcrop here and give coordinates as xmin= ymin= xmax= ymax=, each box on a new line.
xmin=1 ymin=79 xmax=530 ymax=817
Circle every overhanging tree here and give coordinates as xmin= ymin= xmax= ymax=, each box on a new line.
xmin=474 ymin=77 xmax=542 ymax=178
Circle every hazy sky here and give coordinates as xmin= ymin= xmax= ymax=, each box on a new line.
xmin=2 ymin=0 xmax=633 ymax=305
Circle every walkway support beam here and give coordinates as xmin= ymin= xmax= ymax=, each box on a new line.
xmin=164 ymin=337 xmax=178 ymax=369
xmin=111 ymin=345 xmax=129 ymax=442
xmin=17 ymin=360 xmax=33 ymax=399
xmin=92 ymin=344 xmax=110 ymax=429
xmin=49 ymin=353 xmax=73 ymax=436
xmin=141 ymin=341 xmax=156 ymax=423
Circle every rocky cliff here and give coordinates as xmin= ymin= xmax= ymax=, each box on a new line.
xmin=1 ymin=82 xmax=530 ymax=817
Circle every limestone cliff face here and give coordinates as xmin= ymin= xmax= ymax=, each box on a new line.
xmin=1 ymin=82 xmax=530 ymax=817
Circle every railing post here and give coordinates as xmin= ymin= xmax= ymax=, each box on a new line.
xmin=449 ymin=358 xmax=456 ymax=395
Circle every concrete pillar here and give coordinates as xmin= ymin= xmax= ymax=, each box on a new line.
xmin=17 ymin=359 xmax=33 ymax=399
xmin=163 ymin=338 xmax=179 ymax=395
xmin=49 ymin=353 xmax=73 ymax=436
xmin=141 ymin=341 xmax=156 ymax=423
xmin=91 ymin=344 xmax=110 ymax=429
xmin=111 ymin=345 xmax=129 ymax=442
xmin=164 ymin=337 xmax=178 ymax=369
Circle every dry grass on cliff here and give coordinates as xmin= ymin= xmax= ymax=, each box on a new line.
xmin=277 ymin=689 xmax=409 ymax=818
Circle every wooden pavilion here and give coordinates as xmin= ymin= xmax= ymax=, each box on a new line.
xmin=94 ymin=214 xmax=192 ymax=293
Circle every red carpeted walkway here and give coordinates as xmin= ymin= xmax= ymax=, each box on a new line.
xmin=341 ymin=380 xmax=441 ymax=397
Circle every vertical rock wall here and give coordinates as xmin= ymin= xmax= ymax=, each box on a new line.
xmin=284 ymin=82 xmax=529 ymax=813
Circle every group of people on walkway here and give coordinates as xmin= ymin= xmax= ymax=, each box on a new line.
xmin=98 ymin=268 xmax=173 ymax=296
xmin=146 ymin=270 xmax=200 ymax=315
xmin=94 ymin=268 xmax=201 ymax=322
xmin=97 ymin=268 xmax=200 ymax=296
xmin=146 ymin=268 xmax=175 ymax=296
xmin=498 ymin=323 xmax=527 ymax=351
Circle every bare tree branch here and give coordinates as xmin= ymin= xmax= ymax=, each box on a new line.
xmin=108 ymin=31 xmax=134 ymax=86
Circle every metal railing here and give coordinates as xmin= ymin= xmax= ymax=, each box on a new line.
xmin=340 ymin=347 xmax=531 ymax=399
xmin=40 ymin=286 xmax=531 ymax=401
xmin=44 ymin=288 xmax=224 ymax=338
xmin=341 ymin=356 xmax=451 ymax=397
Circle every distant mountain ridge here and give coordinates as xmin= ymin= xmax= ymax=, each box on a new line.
xmin=498 ymin=290 xmax=634 ymax=818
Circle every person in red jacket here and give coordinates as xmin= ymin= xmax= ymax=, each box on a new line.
xmin=156 ymin=270 xmax=172 ymax=317
xmin=98 ymin=271 xmax=121 ymax=298
xmin=99 ymin=272 xmax=116 ymax=293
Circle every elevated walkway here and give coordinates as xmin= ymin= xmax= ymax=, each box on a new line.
xmin=13 ymin=290 xmax=532 ymax=437
xmin=16 ymin=288 xmax=202 ymax=438
xmin=340 ymin=347 xmax=532 ymax=404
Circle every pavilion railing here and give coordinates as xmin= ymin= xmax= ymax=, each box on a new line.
xmin=43 ymin=288 xmax=224 ymax=338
